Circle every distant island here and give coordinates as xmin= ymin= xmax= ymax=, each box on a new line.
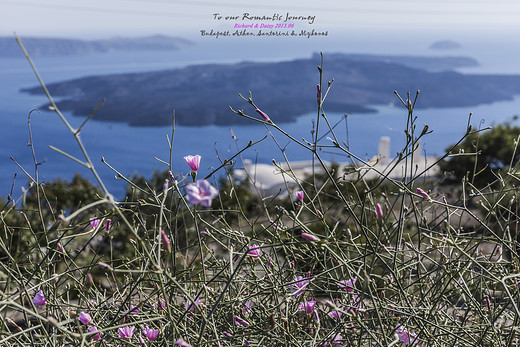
xmin=0 ymin=35 xmax=193 ymax=57
xmin=429 ymin=40 xmax=462 ymax=50
xmin=22 ymin=53 xmax=520 ymax=127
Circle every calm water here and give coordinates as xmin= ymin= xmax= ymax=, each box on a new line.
xmin=2 ymin=38 xmax=520 ymax=198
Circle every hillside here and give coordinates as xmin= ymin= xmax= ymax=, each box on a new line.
xmin=0 ymin=35 xmax=193 ymax=57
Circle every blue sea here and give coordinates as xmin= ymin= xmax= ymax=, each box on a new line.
xmin=2 ymin=36 xmax=520 ymax=198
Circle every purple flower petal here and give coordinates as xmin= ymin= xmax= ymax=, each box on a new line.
xmin=32 ymin=290 xmax=46 ymax=307
xmin=175 ymin=338 xmax=193 ymax=347
xmin=289 ymin=274 xmax=310 ymax=296
xmin=78 ymin=311 xmax=92 ymax=325
xmin=299 ymin=300 xmax=316 ymax=314
xmin=234 ymin=315 xmax=250 ymax=326
xmin=87 ymin=325 xmax=101 ymax=340
xmin=118 ymin=326 xmax=135 ymax=340
xmin=247 ymin=244 xmax=261 ymax=258
xmin=142 ymin=327 xmax=160 ymax=341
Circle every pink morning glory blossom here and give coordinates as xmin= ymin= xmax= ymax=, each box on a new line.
xmin=185 ymin=180 xmax=219 ymax=207
xmin=184 ymin=155 xmax=201 ymax=172
xmin=142 ymin=327 xmax=159 ymax=341
xmin=32 ymin=290 xmax=46 ymax=307
xmin=153 ymin=299 xmax=166 ymax=311
xmin=328 ymin=310 xmax=342 ymax=319
xmin=186 ymin=296 xmax=200 ymax=312
xmin=242 ymin=301 xmax=252 ymax=314
xmin=118 ymin=326 xmax=135 ymax=340
xmin=87 ymin=325 xmax=101 ymax=340
xmin=247 ymin=244 xmax=261 ymax=258
xmin=78 ymin=312 xmax=92 ymax=325
xmin=396 ymin=325 xmax=419 ymax=345
xmin=338 ymin=278 xmax=356 ymax=292
xmin=90 ymin=218 xmax=100 ymax=228
xmin=299 ymin=300 xmax=317 ymax=314
xmin=128 ymin=305 xmax=140 ymax=314
xmin=289 ymin=274 xmax=310 ymax=296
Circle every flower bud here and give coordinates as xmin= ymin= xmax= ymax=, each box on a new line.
xmin=301 ymin=232 xmax=319 ymax=242
xmin=161 ymin=230 xmax=171 ymax=252
xmin=255 ymin=108 xmax=271 ymax=122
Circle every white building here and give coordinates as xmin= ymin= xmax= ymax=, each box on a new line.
xmin=233 ymin=137 xmax=439 ymax=196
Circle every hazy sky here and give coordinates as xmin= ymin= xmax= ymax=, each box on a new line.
xmin=1 ymin=0 xmax=520 ymax=39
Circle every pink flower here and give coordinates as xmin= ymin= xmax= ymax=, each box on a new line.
xmin=118 ymin=326 xmax=135 ymax=340
xmin=396 ymin=325 xmax=418 ymax=344
xmin=234 ymin=315 xmax=250 ymax=326
xmin=175 ymin=339 xmax=193 ymax=347
xmin=90 ymin=218 xmax=100 ymax=228
xmin=301 ymin=232 xmax=319 ymax=242
xmin=184 ymin=155 xmax=201 ymax=172
xmin=242 ymin=301 xmax=252 ymax=314
xmin=416 ymin=187 xmax=431 ymax=200
xmin=185 ymin=180 xmax=219 ymax=207
xmin=142 ymin=327 xmax=159 ymax=341
xmin=328 ymin=310 xmax=342 ymax=319
xmin=161 ymin=229 xmax=171 ymax=252
xmin=349 ymin=294 xmax=362 ymax=313
xmin=375 ymin=203 xmax=383 ymax=220
xmin=128 ymin=305 xmax=140 ymax=314
xmin=322 ymin=333 xmax=343 ymax=347
xmin=255 ymin=108 xmax=270 ymax=122
xmin=32 ymin=290 xmax=46 ymax=307
xmin=338 ymin=278 xmax=356 ymax=292
xmin=299 ymin=300 xmax=316 ymax=314
xmin=290 ymin=274 xmax=310 ymax=296
xmin=105 ymin=219 xmax=111 ymax=232
xmin=296 ymin=190 xmax=304 ymax=202
xmin=223 ymin=331 xmax=232 ymax=338
xmin=57 ymin=243 xmax=65 ymax=253
xmin=153 ymin=299 xmax=166 ymax=311
xmin=247 ymin=244 xmax=261 ymax=258
xmin=186 ymin=296 xmax=200 ymax=312
xmin=87 ymin=325 xmax=101 ymax=340
xmin=78 ymin=312 xmax=92 ymax=325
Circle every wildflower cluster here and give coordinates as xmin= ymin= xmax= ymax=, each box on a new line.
xmin=4 ymin=48 xmax=520 ymax=346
